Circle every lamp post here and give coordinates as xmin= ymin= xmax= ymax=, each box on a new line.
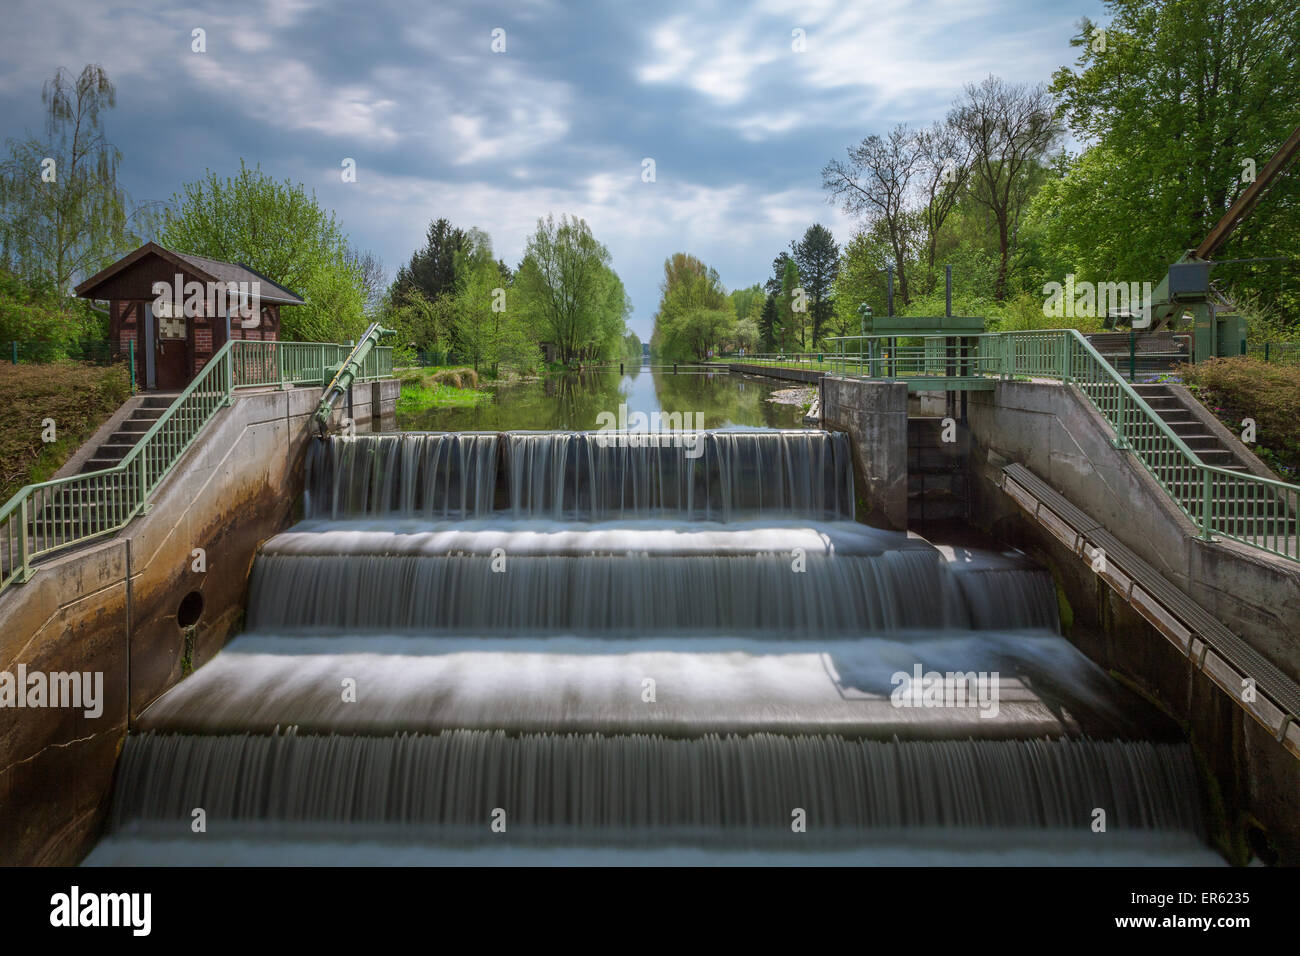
xmin=855 ymin=303 xmax=873 ymax=374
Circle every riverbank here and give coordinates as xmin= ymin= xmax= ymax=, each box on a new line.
xmin=395 ymin=366 xmax=489 ymax=418
xmin=0 ymin=361 xmax=131 ymax=502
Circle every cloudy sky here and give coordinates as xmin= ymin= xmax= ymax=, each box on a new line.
xmin=0 ymin=0 xmax=1105 ymax=337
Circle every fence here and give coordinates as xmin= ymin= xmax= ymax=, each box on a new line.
xmin=0 ymin=338 xmax=393 ymax=593
xmin=6 ymin=339 xmax=124 ymax=366
xmin=826 ymin=330 xmax=1299 ymax=562
xmin=1246 ymin=342 xmax=1300 ymax=364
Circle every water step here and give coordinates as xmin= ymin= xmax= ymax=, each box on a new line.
xmin=109 ymin=731 xmax=1205 ymax=839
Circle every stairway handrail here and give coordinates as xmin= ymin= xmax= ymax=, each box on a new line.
xmin=0 ymin=337 xmax=394 ymax=592
xmin=837 ymin=328 xmax=1298 ymax=560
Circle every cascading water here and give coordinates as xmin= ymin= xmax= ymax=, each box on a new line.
xmin=505 ymin=430 xmax=855 ymax=520
xmin=304 ymin=432 xmax=500 ymax=519
xmin=89 ymin=429 xmax=1212 ymax=865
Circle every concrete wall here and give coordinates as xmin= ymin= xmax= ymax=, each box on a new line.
xmin=0 ymin=378 xmax=398 ymax=865
xmin=820 ymin=377 xmax=908 ymax=530
xmin=726 ymin=363 xmax=822 ymax=384
xmin=965 ymin=380 xmax=1300 ymax=863
xmin=987 ymin=489 xmax=1300 ymax=864
xmin=966 ymin=381 xmax=1300 ymax=682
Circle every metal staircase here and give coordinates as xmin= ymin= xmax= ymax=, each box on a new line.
xmin=1130 ymin=383 xmax=1252 ymax=473
xmin=79 ymin=394 xmax=177 ymax=473
xmin=1 ymin=337 xmax=394 ymax=594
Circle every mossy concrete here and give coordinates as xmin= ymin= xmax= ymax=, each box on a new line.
xmin=0 ymin=379 xmax=398 ymax=865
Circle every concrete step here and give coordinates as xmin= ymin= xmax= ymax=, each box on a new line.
xmin=79 ymin=457 xmax=129 ymax=474
xmin=89 ymin=442 xmax=136 ymax=462
xmin=106 ymin=428 xmax=148 ymax=445
xmin=1179 ymin=434 xmax=1228 ymax=451
xmin=1141 ymin=397 xmax=1182 ymax=411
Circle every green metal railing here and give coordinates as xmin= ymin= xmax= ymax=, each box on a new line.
xmin=1247 ymin=342 xmax=1300 ymax=365
xmin=828 ymin=330 xmax=1299 ymax=562
xmin=230 ymin=339 xmax=393 ymax=389
xmin=0 ymin=338 xmax=394 ymax=593
xmin=312 ymin=323 xmax=396 ymax=435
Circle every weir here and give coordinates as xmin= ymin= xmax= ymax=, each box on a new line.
xmin=89 ymin=429 xmax=1212 ymax=864
xmin=305 ymin=430 xmax=855 ymax=521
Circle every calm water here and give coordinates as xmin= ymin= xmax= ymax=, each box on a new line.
xmin=399 ymin=364 xmax=808 ymax=431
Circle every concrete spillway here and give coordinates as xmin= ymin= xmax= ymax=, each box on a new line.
xmin=304 ymin=430 xmax=855 ymax=521
xmin=89 ymin=431 xmax=1212 ymax=864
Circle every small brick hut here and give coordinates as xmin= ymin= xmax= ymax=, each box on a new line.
xmin=75 ymin=242 xmax=305 ymax=390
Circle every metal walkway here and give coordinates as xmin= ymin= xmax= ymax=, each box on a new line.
xmin=1000 ymin=462 xmax=1300 ymax=760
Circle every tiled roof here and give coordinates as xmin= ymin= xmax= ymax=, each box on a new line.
xmin=75 ymin=242 xmax=306 ymax=305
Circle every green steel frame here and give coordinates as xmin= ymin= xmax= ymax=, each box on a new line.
xmin=0 ymin=338 xmax=394 ymax=593
xmin=825 ymin=330 xmax=1298 ymax=562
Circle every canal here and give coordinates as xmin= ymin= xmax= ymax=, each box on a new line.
xmin=398 ymin=364 xmax=810 ymax=432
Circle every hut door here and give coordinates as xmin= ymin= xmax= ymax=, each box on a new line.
xmin=143 ymin=302 xmax=157 ymax=389
xmin=153 ymin=302 xmax=190 ymax=390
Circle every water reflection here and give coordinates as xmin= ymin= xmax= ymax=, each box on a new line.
xmin=399 ymin=362 xmax=807 ymax=431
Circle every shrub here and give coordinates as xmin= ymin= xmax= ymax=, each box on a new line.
xmin=1180 ymin=357 xmax=1300 ymax=478
xmin=0 ymin=268 xmax=106 ymax=351
xmin=0 ymin=361 xmax=131 ymax=502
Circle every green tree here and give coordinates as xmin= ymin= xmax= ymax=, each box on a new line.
xmin=779 ymin=256 xmax=804 ymax=349
xmin=758 ymin=293 xmax=779 ymax=351
xmin=652 ymin=252 xmax=731 ymax=359
xmin=1045 ymin=0 xmax=1300 ymax=318
xmin=452 ymin=229 xmax=500 ymax=373
xmin=514 ymin=214 xmax=627 ymax=364
xmin=386 ymin=288 xmax=455 ymax=358
xmin=392 ymin=217 xmax=466 ymax=305
xmin=156 ymin=160 xmax=366 ymax=341
xmin=0 ymin=64 xmax=137 ymax=296
xmin=729 ymin=283 xmax=765 ymax=324
xmin=950 ymin=76 xmax=1061 ymax=300
xmin=914 ymin=118 xmax=972 ymax=282
xmin=731 ymin=317 xmax=759 ymax=353
xmin=791 ymin=224 xmax=840 ymax=346
xmin=823 ymin=124 xmax=919 ymax=306
xmin=622 ymin=330 xmax=643 ymax=358
xmin=832 ymin=228 xmax=890 ymax=335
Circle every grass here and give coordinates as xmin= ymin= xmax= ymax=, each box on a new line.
xmin=0 ymin=361 xmax=132 ymax=504
xmin=1178 ymin=357 xmax=1300 ymax=480
xmin=396 ymin=366 xmax=489 ymax=416
xmin=399 ymin=365 xmax=480 ymax=389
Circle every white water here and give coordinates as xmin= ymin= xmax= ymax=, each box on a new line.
xmin=97 ymin=430 xmax=1210 ymax=865
xmin=87 ymin=832 xmax=1223 ymax=867
xmin=108 ymin=731 xmax=1199 ymax=834
xmin=506 ymin=430 xmax=855 ymax=520
xmin=128 ymin=631 xmax=1135 ymax=738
